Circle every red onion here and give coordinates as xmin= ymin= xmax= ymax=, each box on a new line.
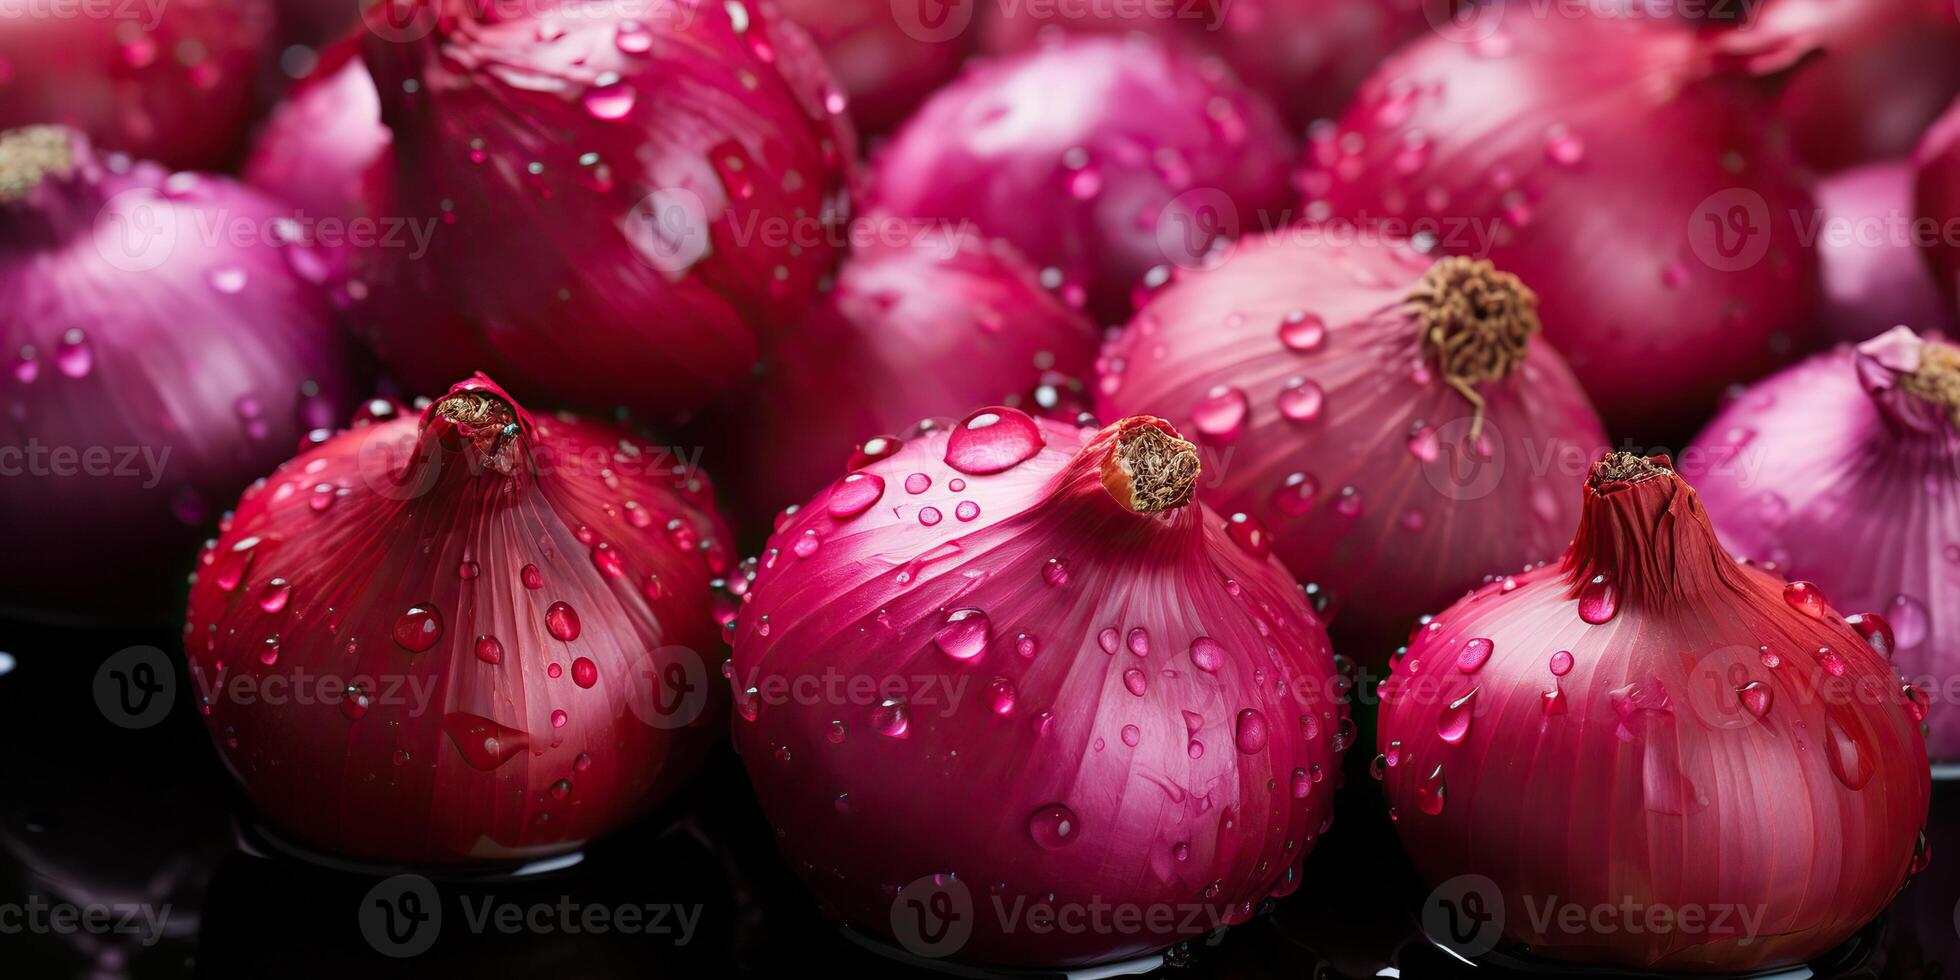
xmin=1916 ymin=98 xmax=1960 ymax=317
xmin=772 ymin=0 xmax=971 ymax=133
xmin=1378 ymin=452 xmax=1930 ymax=972
xmin=0 ymin=126 xmax=353 ymax=621
xmin=1750 ymin=0 xmax=1960 ymax=173
xmin=1685 ymin=327 xmax=1960 ymax=760
xmin=867 ymin=35 xmax=1296 ymax=326
xmin=0 ymin=0 xmax=271 ymax=169
xmin=1097 ymin=234 xmax=1607 ymax=658
xmin=1307 ymin=12 xmax=1822 ymax=434
xmin=1813 ymin=161 xmax=1952 ymax=344
xmin=183 ymin=374 xmax=734 ymax=865
xmin=978 ymin=0 xmax=1430 ymax=131
xmin=729 ymin=410 xmax=1347 ymax=967
xmin=703 ymin=223 xmax=1099 ymax=528
xmin=337 ymin=0 xmax=855 ymax=421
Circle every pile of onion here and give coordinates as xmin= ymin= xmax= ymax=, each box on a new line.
xmin=1306 ymin=12 xmax=1822 ymax=433
xmin=730 ymin=410 xmax=1347 ymax=967
xmin=184 ymin=375 xmax=733 ymax=865
xmin=1378 ymin=452 xmax=1930 ymax=972
xmin=0 ymin=125 xmax=353 ymax=622
xmin=269 ymin=0 xmax=857 ymax=421
xmin=1747 ymin=0 xmax=1960 ymax=173
xmin=1685 ymin=326 xmax=1960 ymax=760
xmin=1098 ymin=233 xmax=1607 ymax=659
xmin=701 ymin=222 xmax=1099 ymax=529
xmin=771 ymin=0 xmax=971 ymax=133
xmin=0 ymin=0 xmax=271 ymax=170
xmin=1813 ymin=161 xmax=1951 ymax=344
xmin=1915 ymin=98 xmax=1960 ymax=316
xmin=977 ymin=0 xmax=1431 ymax=130
xmin=868 ymin=34 xmax=1296 ymax=327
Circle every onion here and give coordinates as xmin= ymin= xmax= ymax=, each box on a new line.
xmin=336 ymin=0 xmax=855 ymax=421
xmin=1813 ymin=161 xmax=1952 ymax=344
xmin=729 ymin=410 xmax=1347 ymax=967
xmin=1097 ymin=233 xmax=1607 ymax=658
xmin=0 ymin=126 xmax=353 ymax=622
xmin=1307 ymin=12 xmax=1822 ymax=434
xmin=1750 ymin=0 xmax=1960 ymax=173
xmin=702 ymin=222 xmax=1098 ymax=529
xmin=183 ymin=374 xmax=734 ymax=865
xmin=0 ymin=0 xmax=271 ymax=169
xmin=772 ymin=0 xmax=971 ymax=133
xmin=1378 ymin=452 xmax=1930 ymax=972
xmin=1685 ymin=326 xmax=1960 ymax=761
xmin=977 ymin=0 xmax=1431 ymax=131
xmin=868 ymin=35 xmax=1296 ymax=327
xmin=1915 ymin=97 xmax=1960 ymax=317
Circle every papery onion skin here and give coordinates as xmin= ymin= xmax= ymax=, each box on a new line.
xmin=867 ymin=35 xmax=1296 ymax=327
xmin=184 ymin=375 xmax=733 ymax=865
xmin=1379 ymin=454 xmax=1929 ymax=973
xmin=1750 ymin=0 xmax=1960 ymax=173
xmin=1097 ymin=233 xmax=1607 ymax=660
xmin=772 ymin=0 xmax=971 ymax=133
xmin=730 ymin=411 xmax=1346 ymax=967
xmin=1686 ymin=326 xmax=1960 ymax=759
xmin=1307 ymin=13 xmax=1822 ymax=434
xmin=702 ymin=222 xmax=1099 ymax=530
xmin=349 ymin=0 xmax=856 ymax=421
xmin=1813 ymin=162 xmax=1952 ymax=344
xmin=1916 ymin=98 xmax=1960 ymax=316
xmin=0 ymin=0 xmax=271 ymax=169
xmin=977 ymin=0 xmax=1431 ymax=131
xmin=0 ymin=126 xmax=354 ymax=622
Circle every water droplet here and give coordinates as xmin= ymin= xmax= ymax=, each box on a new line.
xmin=1825 ymin=717 xmax=1872 ymax=790
xmin=393 ymin=604 xmax=443 ymax=652
xmin=522 ymin=564 xmax=544 ymax=589
xmin=945 ymin=407 xmax=1044 ymax=474
xmin=1416 ymin=764 xmax=1447 ymax=815
xmin=1098 ymin=627 xmax=1120 ymax=654
xmin=1544 ymin=125 xmax=1586 ymax=165
xmin=1192 ymin=385 xmax=1250 ymax=443
xmin=546 ymin=602 xmax=581 ymax=641
xmin=257 ymin=578 xmax=291 ymax=614
xmin=1456 ymin=638 xmax=1493 ymax=673
xmin=572 ymin=657 xmax=598 ymax=689
xmin=615 ymin=20 xmax=653 ymax=53
xmin=1577 ymin=573 xmax=1618 ymax=624
xmin=1227 ymin=512 xmax=1271 ymax=558
xmin=1549 ymin=650 xmax=1573 ymax=676
xmin=873 ymin=697 xmax=909 ymax=737
xmin=1542 ymin=685 xmax=1567 ymax=715
xmin=1190 ymin=637 xmax=1224 ymax=673
xmin=1437 ymin=689 xmax=1475 ymax=743
xmin=1028 ymin=804 xmax=1080 ymax=848
xmin=474 ymin=635 xmax=503 ymax=665
xmin=987 ymin=677 xmax=1017 ymax=714
xmin=55 ymin=329 xmax=92 ymax=378
xmin=1276 ymin=377 xmax=1325 ymax=423
xmin=827 ymin=472 xmax=884 ymax=518
xmin=1126 ymin=628 xmax=1150 ymax=657
xmin=1406 ymin=425 xmax=1440 ymax=462
xmin=1887 ymin=595 xmax=1930 ymax=650
xmin=934 ymin=609 xmax=990 ymax=661
xmin=340 ymin=685 xmax=372 ymax=720
xmin=1273 ymin=472 xmax=1319 ymax=516
xmin=1234 ymin=708 xmax=1269 ymax=753
xmin=582 ymin=73 xmax=637 ymax=119
xmin=590 ymin=542 xmax=624 ymax=577
xmin=1042 ymin=558 xmax=1069 ymax=586
xmin=442 ymin=712 xmax=530 ymax=770
xmin=917 ymin=506 xmax=942 ymax=526
xmin=1905 ymin=684 xmax=1931 ymax=721
xmin=955 ymin=501 xmax=980 ymax=522
xmin=1123 ymin=668 xmax=1148 ymax=696
xmin=259 ymin=636 xmax=280 ymax=666
xmin=1738 ymin=682 xmax=1772 ymax=717
xmin=457 ymin=559 xmax=479 ymax=580
xmin=792 ymin=529 xmax=822 ymax=558
xmin=1846 ymin=613 xmax=1896 ymax=659
xmin=1784 ymin=581 xmax=1829 ymax=619
xmin=1819 ymin=647 xmax=1847 ymax=676
xmin=1279 ymin=311 xmax=1326 ymax=351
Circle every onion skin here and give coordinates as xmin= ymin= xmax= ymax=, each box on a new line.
xmin=977 ymin=0 xmax=1431 ymax=131
xmin=772 ymin=0 xmax=971 ymax=133
xmin=184 ymin=375 xmax=733 ymax=865
xmin=1097 ymin=233 xmax=1608 ymax=660
xmin=1686 ymin=327 xmax=1960 ymax=759
xmin=868 ymin=35 xmax=1296 ymax=327
xmin=1813 ymin=162 xmax=1952 ymax=344
xmin=346 ymin=0 xmax=856 ymax=421
xmin=1751 ymin=0 xmax=1960 ymax=173
xmin=0 ymin=0 xmax=271 ymax=169
xmin=1916 ymin=98 xmax=1960 ymax=317
xmin=730 ymin=411 xmax=1346 ymax=967
xmin=1308 ymin=13 xmax=1822 ymax=435
xmin=0 ymin=126 xmax=354 ymax=622
xmin=1378 ymin=454 xmax=1929 ymax=972
xmin=703 ymin=223 xmax=1099 ymax=530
